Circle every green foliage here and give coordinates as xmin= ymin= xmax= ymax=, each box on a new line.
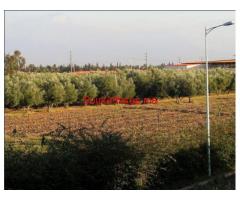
xmin=93 ymin=75 xmax=121 ymax=97
xmin=129 ymin=71 xmax=151 ymax=98
xmin=5 ymin=75 xmax=22 ymax=108
xmin=63 ymin=81 xmax=78 ymax=105
xmin=5 ymin=128 xmax=143 ymax=189
xmin=209 ymin=69 xmax=235 ymax=94
xmin=71 ymin=76 xmax=98 ymax=102
xmin=137 ymin=119 xmax=235 ymax=189
xmin=58 ymin=76 xmax=78 ymax=105
xmin=42 ymin=78 xmax=65 ymax=107
xmin=150 ymin=70 xmax=168 ymax=98
xmin=146 ymin=145 xmax=208 ymax=189
xmin=164 ymin=72 xmax=178 ymax=98
xmin=146 ymin=131 xmax=235 ymax=189
xmin=194 ymin=70 xmax=205 ymax=95
xmin=174 ymin=74 xmax=196 ymax=102
xmin=19 ymin=79 xmax=44 ymax=107
xmin=117 ymin=72 xmax=136 ymax=98
xmin=4 ymin=68 xmax=235 ymax=108
xmin=226 ymin=75 xmax=235 ymax=92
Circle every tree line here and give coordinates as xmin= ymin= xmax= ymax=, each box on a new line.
xmin=4 ymin=50 xmax=168 ymax=74
xmin=5 ymin=68 xmax=235 ymax=109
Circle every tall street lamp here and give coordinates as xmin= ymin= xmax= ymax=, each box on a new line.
xmin=205 ymin=21 xmax=234 ymax=177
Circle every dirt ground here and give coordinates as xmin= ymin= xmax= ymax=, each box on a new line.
xmin=4 ymin=93 xmax=235 ymax=136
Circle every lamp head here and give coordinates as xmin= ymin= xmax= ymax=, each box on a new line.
xmin=223 ymin=21 xmax=234 ymax=26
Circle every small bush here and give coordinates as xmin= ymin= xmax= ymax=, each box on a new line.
xmin=5 ymin=127 xmax=144 ymax=189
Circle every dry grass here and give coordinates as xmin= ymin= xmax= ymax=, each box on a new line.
xmin=5 ymin=93 xmax=235 ymax=136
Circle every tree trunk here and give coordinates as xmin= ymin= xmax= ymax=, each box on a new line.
xmin=176 ymin=97 xmax=180 ymax=104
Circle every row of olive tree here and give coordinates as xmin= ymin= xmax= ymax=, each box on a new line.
xmin=5 ymin=68 xmax=235 ymax=108
xmin=5 ymin=72 xmax=136 ymax=108
xmin=5 ymin=73 xmax=94 ymax=108
xmin=127 ymin=68 xmax=234 ymax=103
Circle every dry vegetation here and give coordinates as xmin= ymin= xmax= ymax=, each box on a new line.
xmin=5 ymin=93 xmax=235 ymax=189
xmin=5 ymin=93 xmax=235 ymax=136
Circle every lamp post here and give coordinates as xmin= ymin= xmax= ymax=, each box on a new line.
xmin=204 ymin=21 xmax=234 ymax=177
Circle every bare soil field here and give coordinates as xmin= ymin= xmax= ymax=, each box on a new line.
xmin=5 ymin=93 xmax=235 ymax=136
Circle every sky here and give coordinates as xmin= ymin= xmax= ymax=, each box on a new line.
xmin=5 ymin=11 xmax=235 ymax=66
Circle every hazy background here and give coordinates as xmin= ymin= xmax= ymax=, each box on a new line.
xmin=5 ymin=11 xmax=235 ymax=66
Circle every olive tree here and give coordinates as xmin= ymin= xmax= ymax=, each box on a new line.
xmin=148 ymin=70 xmax=168 ymax=98
xmin=19 ymin=79 xmax=44 ymax=108
xmin=58 ymin=74 xmax=78 ymax=106
xmin=129 ymin=71 xmax=151 ymax=98
xmin=93 ymin=75 xmax=121 ymax=97
xmin=5 ymin=75 xmax=22 ymax=108
xmin=181 ymin=74 xmax=196 ymax=103
xmin=225 ymin=73 xmax=235 ymax=93
xmin=42 ymin=77 xmax=65 ymax=110
xmin=63 ymin=80 xmax=78 ymax=106
xmin=117 ymin=72 xmax=136 ymax=98
xmin=164 ymin=73 xmax=178 ymax=101
xmin=71 ymin=76 xmax=98 ymax=102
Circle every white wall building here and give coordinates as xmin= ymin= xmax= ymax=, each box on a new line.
xmin=165 ymin=59 xmax=235 ymax=70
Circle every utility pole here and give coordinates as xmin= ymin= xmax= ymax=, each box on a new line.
xmin=70 ymin=50 xmax=73 ymax=72
xmin=145 ymin=51 xmax=148 ymax=68
xmin=178 ymin=57 xmax=181 ymax=64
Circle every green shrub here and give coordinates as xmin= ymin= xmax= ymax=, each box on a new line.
xmin=5 ymin=128 xmax=144 ymax=189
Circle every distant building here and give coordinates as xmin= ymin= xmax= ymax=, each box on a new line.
xmin=165 ymin=63 xmax=201 ymax=70
xmin=165 ymin=59 xmax=235 ymax=70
